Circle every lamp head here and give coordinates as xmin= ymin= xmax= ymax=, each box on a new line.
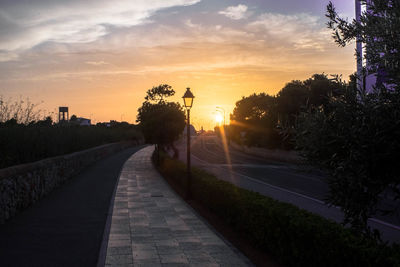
xmin=182 ymin=87 xmax=194 ymax=109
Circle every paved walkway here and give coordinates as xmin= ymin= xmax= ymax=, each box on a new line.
xmin=0 ymin=146 xmax=145 ymax=267
xmin=104 ymin=146 xmax=251 ymax=266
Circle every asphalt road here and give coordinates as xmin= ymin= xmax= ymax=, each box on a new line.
xmin=175 ymin=135 xmax=400 ymax=243
xmin=0 ymin=145 xmax=145 ymax=267
xmin=196 ymin=136 xmax=329 ymax=200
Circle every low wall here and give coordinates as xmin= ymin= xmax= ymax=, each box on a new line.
xmin=0 ymin=140 xmax=143 ymax=224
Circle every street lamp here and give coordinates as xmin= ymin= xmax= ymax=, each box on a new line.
xmin=182 ymin=87 xmax=194 ymax=199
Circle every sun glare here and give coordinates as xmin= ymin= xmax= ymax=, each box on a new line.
xmin=215 ymin=113 xmax=223 ymax=124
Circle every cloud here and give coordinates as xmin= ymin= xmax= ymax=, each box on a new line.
xmin=247 ymin=13 xmax=329 ymax=50
xmin=0 ymin=51 xmax=18 ymax=62
xmin=0 ymin=0 xmax=201 ymax=55
xmin=0 ymin=10 xmax=343 ymax=80
xmin=85 ymin=61 xmax=109 ymax=66
xmin=0 ymin=5 xmax=354 ymax=87
xmin=184 ymin=19 xmax=201 ymax=29
xmin=219 ymin=4 xmax=249 ymax=20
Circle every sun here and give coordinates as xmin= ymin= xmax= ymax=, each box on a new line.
xmin=215 ymin=113 xmax=223 ymax=124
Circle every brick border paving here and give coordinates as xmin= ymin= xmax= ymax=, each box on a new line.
xmin=104 ymin=146 xmax=251 ymax=266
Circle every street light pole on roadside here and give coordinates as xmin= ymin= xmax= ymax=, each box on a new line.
xmin=182 ymin=87 xmax=195 ymax=200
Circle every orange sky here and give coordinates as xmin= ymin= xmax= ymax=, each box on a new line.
xmin=0 ymin=0 xmax=355 ymax=130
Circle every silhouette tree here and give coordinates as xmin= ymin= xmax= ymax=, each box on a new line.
xmin=35 ymin=116 xmax=53 ymax=126
xmin=228 ymin=74 xmax=345 ymax=149
xmin=0 ymin=95 xmax=42 ymax=124
xmin=230 ymin=93 xmax=280 ymax=148
xmin=137 ymin=84 xmax=185 ymax=160
xmin=144 ymin=84 xmax=175 ymax=103
xmin=70 ymin=114 xmax=77 ymax=121
xmin=276 ymin=80 xmax=309 ymax=126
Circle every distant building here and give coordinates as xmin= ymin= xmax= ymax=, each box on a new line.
xmin=76 ymin=117 xmax=91 ymax=126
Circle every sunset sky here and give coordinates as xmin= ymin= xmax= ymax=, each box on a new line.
xmin=0 ymin=0 xmax=355 ymax=130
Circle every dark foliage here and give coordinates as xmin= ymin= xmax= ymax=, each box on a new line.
xmin=136 ymin=84 xmax=185 ymax=150
xmin=155 ymin=152 xmax=400 ymax=267
xmin=0 ymin=123 xmax=142 ymax=169
xmin=229 ymin=93 xmax=281 ymax=148
xmin=0 ymin=96 xmax=44 ymax=124
xmin=228 ymin=74 xmax=346 ymax=149
xmin=296 ymin=87 xmax=400 ymax=235
xmin=293 ymin=0 xmax=400 ymax=235
xmin=144 ymin=84 xmax=175 ymax=103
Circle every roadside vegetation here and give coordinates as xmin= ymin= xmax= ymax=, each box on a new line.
xmin=136 ymin=84 xmax=186 ymax=160
xmin=0 ymin=96 xmax=142 ymax=169
xmin=296 ymin=86 xmax=400 ymax=236
xmin=296 ymin=0 xmax=400 ymax=236
xmin=224 ymin=0 xmax=400 ymax=238
xmin=227 ymin=73 xmax=350 ymax=149
xmin=154 ymin=151 xmax=400 ymax=267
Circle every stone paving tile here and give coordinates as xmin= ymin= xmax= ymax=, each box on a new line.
xmin=132 ymin=243 xmax=156 ymax=251
xmin=109 ymin=234 xmax=130 ymax=240
xmin=108 ymin=239 xmax=131 ymax=248
xmin=107 ymin=246 xmax=132 ymax=256
xmin=105 ymin=265 xmax=133 ymax=267
xmin=105 ymin=146 xmax=251 ymax=266
xmin=105 ymin=254 xmax=133 ymax=265
xmin=133 ymin=249 xmax=159 ymax=260
xmin=189 ymin=264 xmax=219 ymax=267
xmin=160 ymin=253 xmax=189 ymax=264
xmin=155 ymin=240 xmax=179 ymax=247
xmin=157 ymin=246 xmax=184 ymax=255
xmin=161 ymin=264 xmax=190 ymax=267
xmin=133 ymin=259 xmax=162 ymax=266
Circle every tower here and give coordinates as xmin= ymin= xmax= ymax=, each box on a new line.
xmin=58 ymin=107 xmax=69 ymax=123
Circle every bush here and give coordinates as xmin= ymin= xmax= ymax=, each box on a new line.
xmin=155 ymin=151 xmax=400 ymax=267
xmin=0 ymin=124 xmax=142 ymax=169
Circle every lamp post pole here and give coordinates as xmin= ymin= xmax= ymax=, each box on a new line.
xmin=186 ymin=108 xmax=191 ymax=199
xmin=182 ymin=87 xmax=194 ymax=200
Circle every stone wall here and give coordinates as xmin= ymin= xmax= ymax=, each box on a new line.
xmin=0 ymin=141 xmax=143 ymax=224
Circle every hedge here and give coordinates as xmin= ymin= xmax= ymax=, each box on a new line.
xmin=0 ymin=124 xmax=143 ymax=169
xmin=155 ymin=151 xmax=400 ymax=267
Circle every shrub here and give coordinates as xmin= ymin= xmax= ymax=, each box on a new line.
xmin=155 ymin=152 xmax=400 ymax=267
xmin=0 ymin=124 xmax=142 ymax=169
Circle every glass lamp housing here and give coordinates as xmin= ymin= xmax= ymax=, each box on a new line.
xmin=182 ymin=87 xmax=194 ymax=109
